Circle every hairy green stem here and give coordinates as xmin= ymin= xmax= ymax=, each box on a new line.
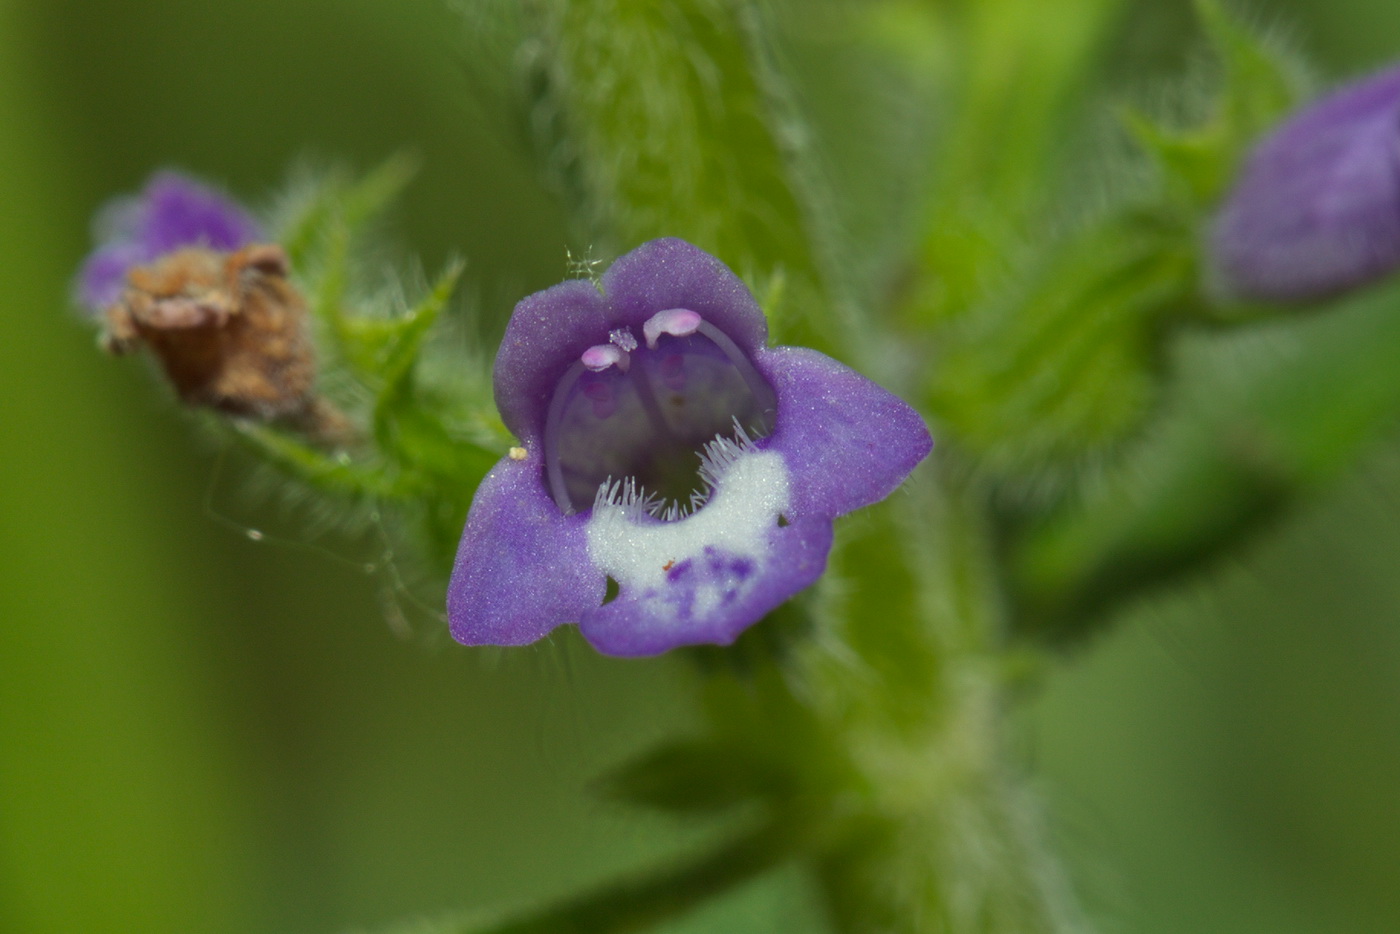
xmin=789 ymin=466 xmax=1088 ymax=933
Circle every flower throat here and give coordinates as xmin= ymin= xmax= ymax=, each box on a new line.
xmin=542 ymin=309 xmax=777 ymax=517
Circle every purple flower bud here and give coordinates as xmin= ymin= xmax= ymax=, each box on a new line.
xmin=448 ymin=239 xmax=933 ymax=657
xmin=77 ymin=171 xmax=262 ymax=313
xmin=1211 ymin=64 xmax=1400 ymax=303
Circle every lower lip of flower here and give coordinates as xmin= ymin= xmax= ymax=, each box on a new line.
xmin=542 ymin=309 xmax=778 ymax=517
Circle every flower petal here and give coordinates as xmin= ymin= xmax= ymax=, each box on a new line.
xmin=600 ymin=238 xmax=769 ymax=355
xmin=77 ymin=242 xmax=146 ymax=312
xmin=579 ymin=516 xmax=833 ymax=657
xmin=577 ymin=444 xmax=830 ymax=656
xmin=1212 ymin=64 xmax=1400 ymax=302
xmin=493 ymin=278 xmax=611 ymax=441
xmin=76 ymin=171 xmax=262 ymax=315
xmin=139 ymin=172 xmax=263 ymax=255
xmin=447 ymin=454 xmax=605 ymax=647
xmin=757 ymin=346 xmax=932 ymax=518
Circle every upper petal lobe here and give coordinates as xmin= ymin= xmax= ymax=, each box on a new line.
xmin=600 ymin=238 xmax=769 ymax=355
xmin=492 ymin=279 xmax=611 ymax=441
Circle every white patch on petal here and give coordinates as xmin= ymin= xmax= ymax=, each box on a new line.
xmin=585 ymin=448 xmax=790 ymax=625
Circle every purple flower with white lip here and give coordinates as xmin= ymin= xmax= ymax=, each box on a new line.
xmin=1211 ymin=63 xmax=1400 ymax=302
xmin=77 ymin=171 xmax=262 ymax=312
xmin=447 ymin=238 xmax=932 ymax=657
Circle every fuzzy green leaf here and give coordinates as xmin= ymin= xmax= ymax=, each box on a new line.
xmin=228 ymin=423 xmax=415 ymax=501
xmin=597 ymin=739 xmax=768 ymax=815
xmin=928 ymin=209 xmax=1197 ymax=490
xmin=1126 ymin=1 xmax=1305 ymax=210
xmin=369 ymin=260 xmax=464 ymax=436
xmin=277 ymin=153 xmax=419 ymax=270
xmin=351 ymin=818 xmax=802 ymax=934
xmin=1012 ymin=276 xmax=1400 ymax=642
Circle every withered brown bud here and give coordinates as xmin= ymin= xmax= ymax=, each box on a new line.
xmin=102 ymin=244 xmax=350 ymax=443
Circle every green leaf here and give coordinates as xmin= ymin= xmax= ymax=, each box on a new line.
xmin=277 ymin=153 xmax=419 ymax=271
xmin=228 ymin=422 xmax=415 ymax=502
xmin=927 ymin=208 xmax=1197 ymax=489
xmin=597 ymin=739 xmax=767 ymax=815
xmin=1125 ymin=0 xmax=1305 ymax=209
xmin=310 ymin=223 xmax=355 ymax=358
xmin=349 ymin=818 xmax=802 ymax=934
xmin=337 ymin=151 xmax=420 ymax=234
xmin=1012 ymin=276 xmax=1400 ymax=642
xmin=1195 ymin=0 xmax=1303 ymax=147
xmin=370 ymin=259 xmax=464 ymax=432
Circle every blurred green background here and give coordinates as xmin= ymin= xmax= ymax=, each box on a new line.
xmin=3 ymin=0 xmax=1400 ymax=932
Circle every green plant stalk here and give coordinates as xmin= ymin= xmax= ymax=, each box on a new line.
xmin=790 ymin=467 xmax=1085 ymax=933
xmin=591 ymin=468 xmax=1086 ymax=934
xmin=530 ymin=0 xmax=852 ymax=355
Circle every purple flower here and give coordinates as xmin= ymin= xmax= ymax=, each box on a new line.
xmin=447 ymin=239 xmax=932 ymax=657
xmin=77 ymin=171 xmax=262 ymax=312
xmin=1211 ymin=64 xmax=1400 ymax=302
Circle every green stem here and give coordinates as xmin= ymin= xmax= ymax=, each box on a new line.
xmin=227 ymin=422 xmax=418 ymax=501
xmin=788 ymin=465 xmax=1089 ymax=933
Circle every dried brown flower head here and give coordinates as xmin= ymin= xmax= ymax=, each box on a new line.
xmin=102 ymin=244 xmax=349 ymax=443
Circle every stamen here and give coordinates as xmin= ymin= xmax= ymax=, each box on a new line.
xmin=693 ymin=321 xmax=777 ymax=428
xmin=627 ymin=352 xmax=680 ymax=443
xmin=581 ymin=343 xmax=630 ymax=372
xmin=643 ymin=308 xmax=703 ymax=349
xmin=641 ymin=310 xmax=775 ymax=429
xmin=548 ymin=314 xmax=777 ymax=518
xmin=543 ymin=360 xmax=589 ymax=513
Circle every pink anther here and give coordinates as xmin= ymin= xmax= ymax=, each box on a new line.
xmin=642 ymin=308 xmax=703 ymax=349
xmin=581 ymin=343 xmax=630 ymax=372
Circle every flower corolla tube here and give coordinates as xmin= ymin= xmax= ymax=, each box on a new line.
xmin=1211 ymin=63 xmax=1400 ymax=303
xmin=448 ymin=239 xmax=932 ymax=657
